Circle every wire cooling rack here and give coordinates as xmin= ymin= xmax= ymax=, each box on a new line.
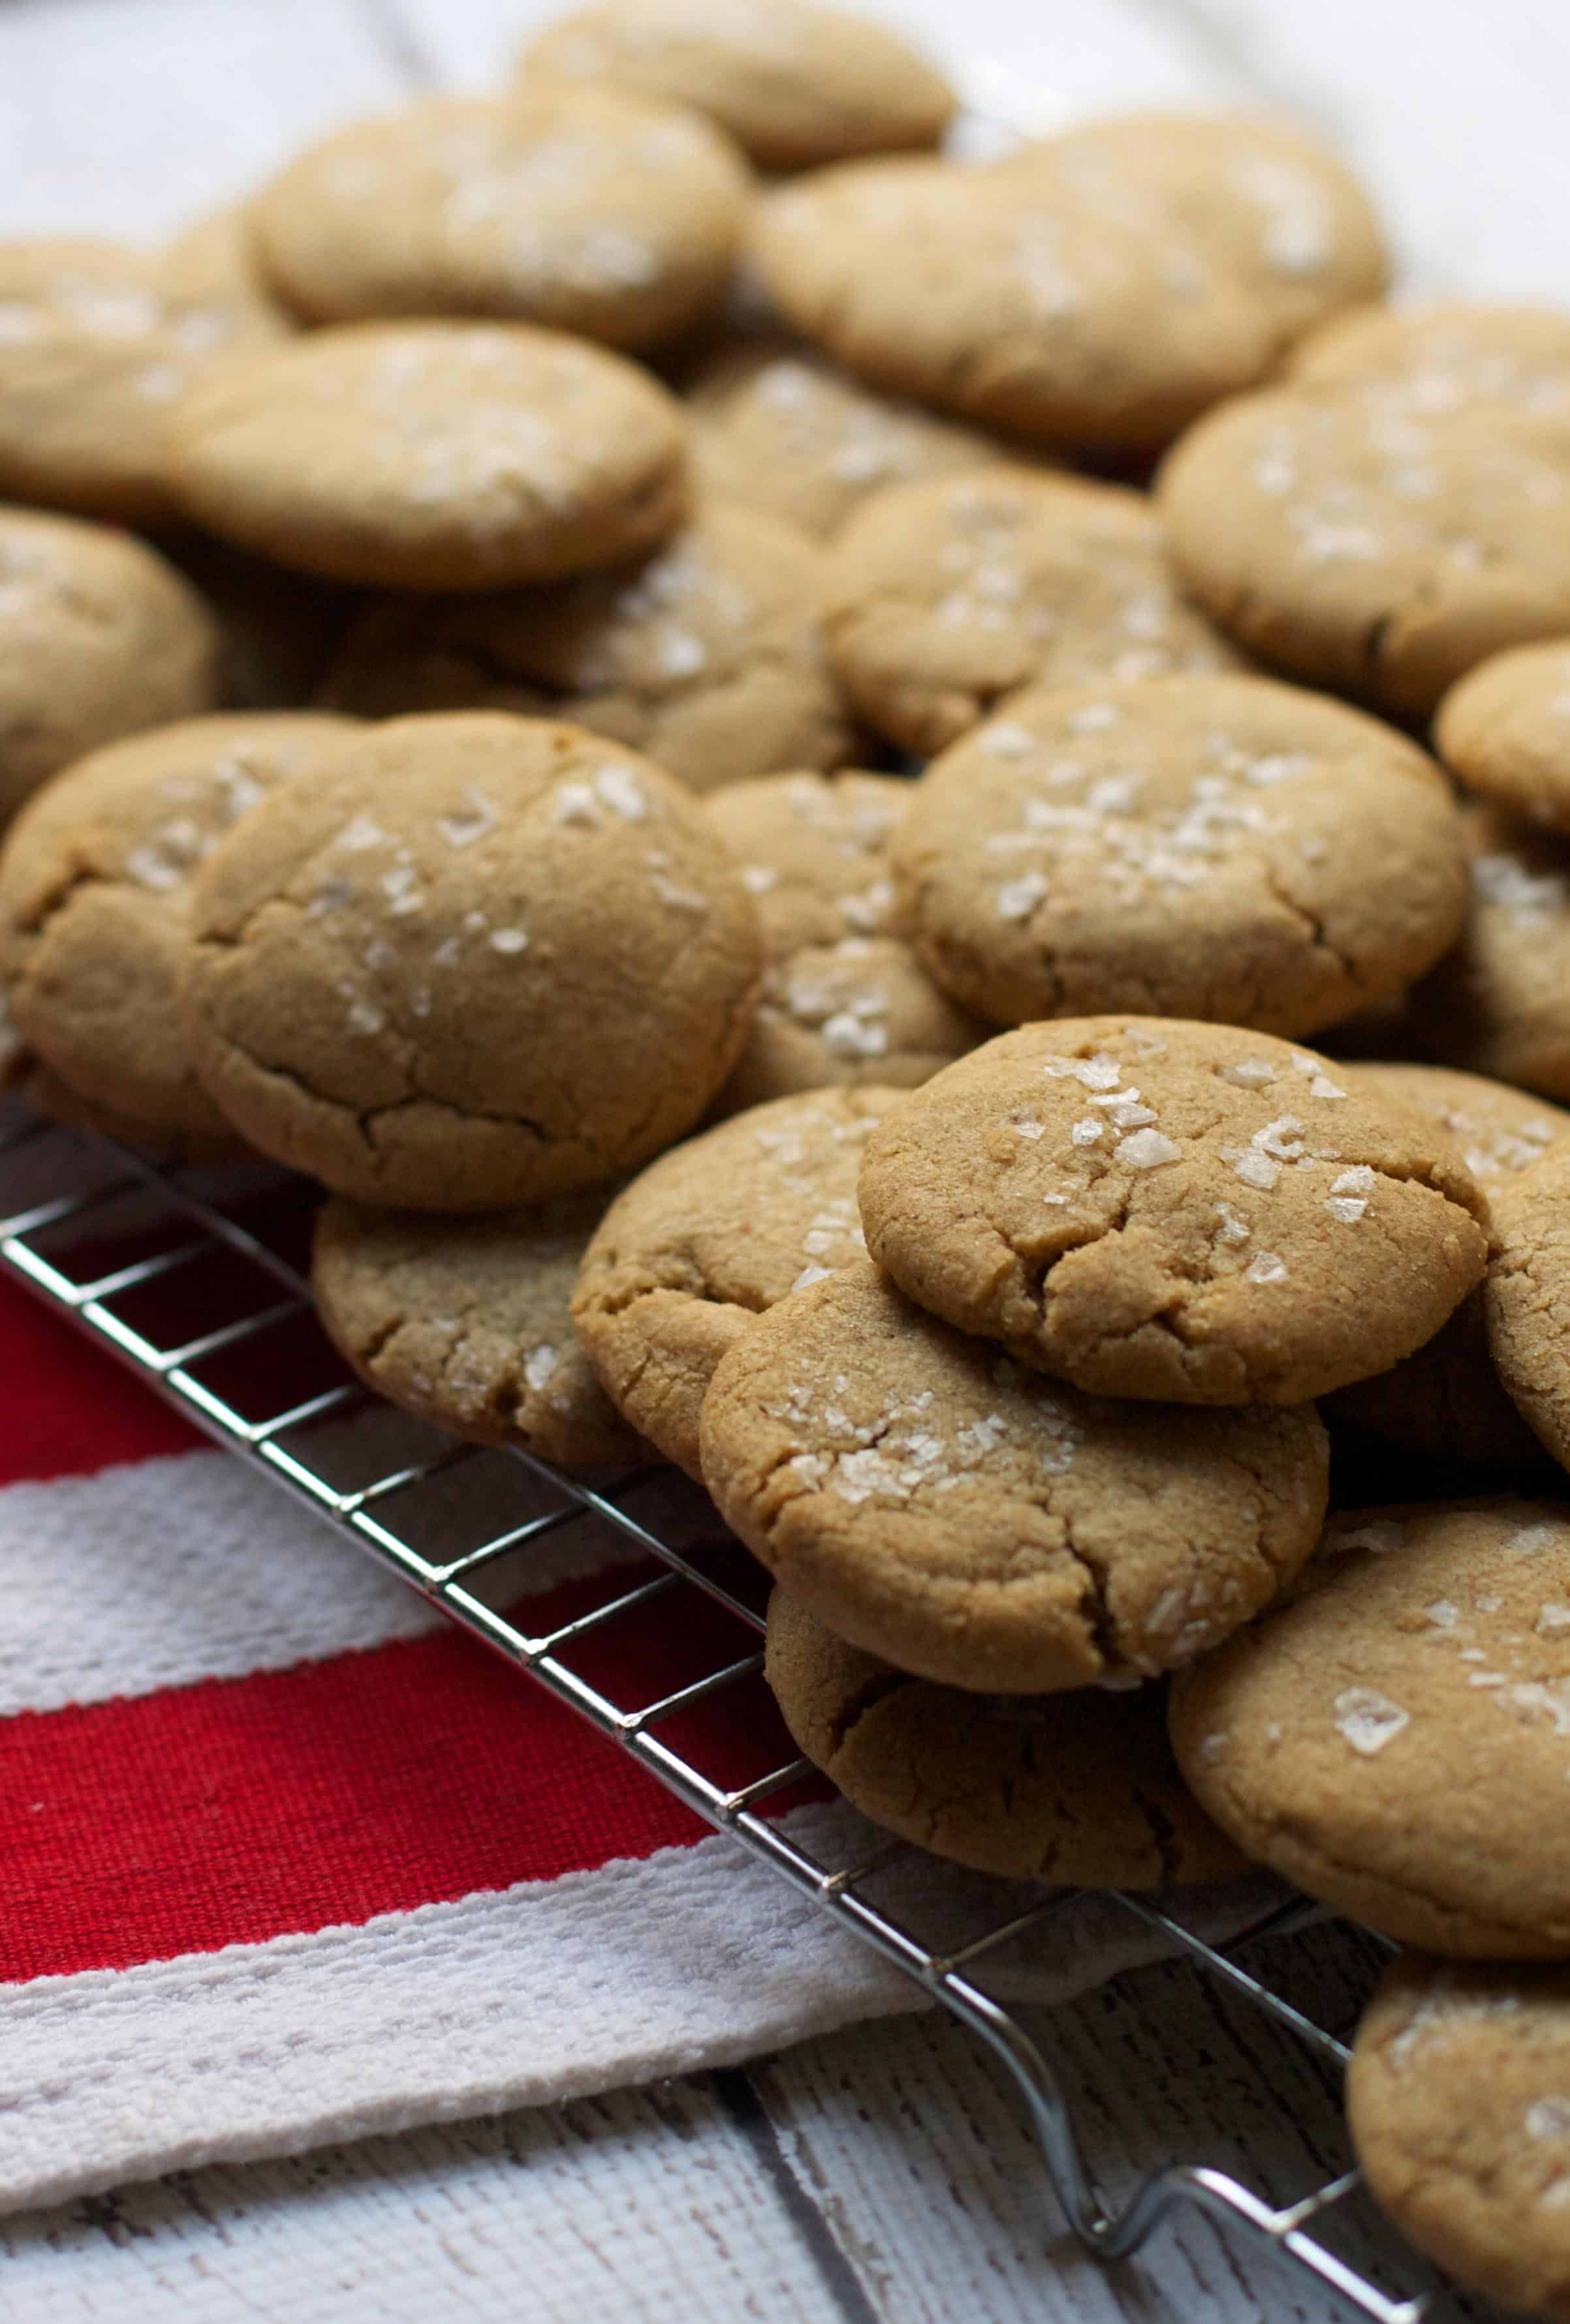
xmin=0 ymin=1093 xmax=1477 ymax=2323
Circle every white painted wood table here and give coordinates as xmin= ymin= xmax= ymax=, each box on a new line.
xmin=0 ymin=1 xmax=1563 ymax=2316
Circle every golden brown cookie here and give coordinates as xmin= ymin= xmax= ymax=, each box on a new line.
xmin=313 ymin=1192 xmax=640 ymax=1470
xmin=178 ymin=713 xmax=762 ymax=1209
xmin=571 ymin=1083 xmax=891 ymax=1476
xmin=765 ymin=1588 xmax=1246 ymax=1887
xmin=1171 ymin=1498 xmax=1570 ymax=1955
xmin=1436 ymin=638 xmax=1570 ymax=832
xmin=703 ymin=769 xmax=910 ymax=950
xmin=686 ymin=344 xmax=1007 ymax=540
xmin=1484 ymin=1144 xmax=1570 ymax=1478
xmin=753 ymin=116 xmax=1385 ymax=454
xmin=1411 ymin=802 xmax=1570 ymax=1101
xmin=165 ymin=320 xmax=689 ymax=592
xmin=253 ymin=91 xmax=748 ymax=352
xmin=161 ymin=203 xmax=293 ymax=321
xmin=0 ymin=234 xmax=288 ymax=523
xmin=1 ymin=711 xmax=354 ymax=1149
xmin=0 ymin=506 xmax=223 ymax=826
xmin=1349 ymin=1953 xmax=1570 ymax=2322
xmin=858 ymin=1017 xmax=1488 ymax=1405
xmin=702 ymin=1257 xmax=1328 ymax=1692
xmin=890 ymin=674 xmax=1466 ymax=1034
xmin=518 ymin=0 xmax=955 ymax=174
xmin=317 ymin=501 xmax=850 ymax=788
xmin=820 ymin=471 xmax=1240 ymax=756
xmin=1289 ymin=297 xmax=1570 ymax=397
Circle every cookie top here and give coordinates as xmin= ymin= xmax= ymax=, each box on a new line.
xmin=253 ymin=91 xmax=748 ymax=352
xmin=317 ymin=501 xmax=850 ymax=789
xmin=1 ymin=711 xmax=355 ymax=1146
xmin=753 ymin=116 xmax=1385 ymax=454
xmin=1348 ymin=1953 xmax=1570 ymax=2322
xmin=1158 ymin=365 xmax=1570 ymax=720
xmin=701 ymin=1257 xmax=1329 ymax=1692
xmin=765 ymin=1588 xmax=1246 ymax=1887
xmin=1289 ymin=298 xmax=1570 ymax=398
xmin=890 ymin=674 xmax=1466 ymax=1034
xmin=165 ymin=320 xmax=689 ymax=592
xmin=178 ymin=712 xmax=762 ymax=1209
xmin=702 ymin=769 xmax=909 ymax=950
xmin=0 ymin=234 xmax=288 ymax=523
xmin=571 ymin=1083 xmax=890 ymax=1476
xmin=1343 ymin=1061 xmax=1570 ymax=1187
xmin=686 ymin=345 xmax=1006 ymax=540
xmin=1411 ymin=803 xmax=1570 ymax=1102
xmin=717 ymin=936 xmax=978 ymax=1113
xmin=1171 ymin=1498 xmax=1570 ymax=1955
xmin=821 ymin=471 xmax=1240 ymax=756
xmin=518 ymin=0 xmax=955 ymax=173
xmin=1484 ymin=1144 xmax=1570 ymax=1477
xmin=1436 ymin=638 xmax=1570 ymax=831
xmin=858 ymin=1017 xmax=1488 ymax=1404
xmin=312 ymin=1191 xmax=640 ymax=1471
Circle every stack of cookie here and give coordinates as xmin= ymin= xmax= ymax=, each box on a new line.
xmin=10 ymin=0 xmax=1570 ymax=2304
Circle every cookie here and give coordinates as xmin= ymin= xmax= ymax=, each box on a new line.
xmin=890 ymin=674 xmax=1466 ymax=1033
xmin=161 ymin=204 xmax=292 ymax=321
xmin=571 ymin=1083 xmax=891 ymax=1476
xmin=0 ymin=507 xmax=223 ymax=826
xmin=317 ymin=501 xmax=851 ymax=788
xmin=821 ymin=471 xmax=1240 ymax=756
xmin=753 ymin=116 xmax=1385 ymax=454
xmin=14 ymin=1059 xmax=246 ymax=1163
xmin=1436 ymin=638 xmax=1570 ymax=833
xmin=686 ymin=344 xmax=1007 ymax=540
xmin=703 ymin=769 xmax=911 ymax=952
xmin=1171 ymin=1498 xmax=1570 ymax=1955
xmin=312 ymin=1191 xmax=640 ymax=1470
xmin=1158 ymin=308 xmax=1570 ymax=720
xmin=701 ymin=1258 xmax=1329 ymax=1692
xmin=765 ymin=1588 xmax=1246 ymax=1887
xmin=253 ymin=91 xmax=748 ymax=353
xmin=719 ymin=937 xmax=978 ymax=1112
xmin=518 ymin=0 xmax=955 ymax=174
xmin=0 ymin=234 xmax=288 ymax=523
xmin=1412 ymin=803 xmax=1570 ymax=1101
xmin=178 ymin=712 xmax=762 ymax=1209
xmin=1484 ymin=1143 xmax=1570 ymax=1478
xmin=165 ymin=321 xmax=689 ymax=593
xmin=1348 ymin=1953 xmax=1570 ymax=2322
xmin=0 ymin=711 xmax=355 ymax=1149
xmin=858 ymin=1017 xmax=1488 ymax=1405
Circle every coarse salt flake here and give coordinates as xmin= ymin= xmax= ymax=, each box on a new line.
xmin=1334 ymin=1686 xmax=1410 ymax=1756
xmin=1116 ymin=1128 xmax=1181 ymax=1169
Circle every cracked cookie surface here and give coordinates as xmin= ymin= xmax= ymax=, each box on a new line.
xmin=572 ymin=1083 xmax=893 ymax=1477
xmin=1172 ymin=1498 xmax=1570 ymax=1955
xmin=178 ymin=711 xmax=762 ymax=1209
xmin=1 ymin=710 xmax=356 ymax=1146
xmin=1436 ymin=638 xmax=1570 ymax=833
xmin=764 ymin=1587 xmax=1246 ymax=1886
xmin=700 ymin=1257 xmax=1328 ymax=1692
xmin=319 ymin=501 xmax=850 ymax=790
xmin=1348 ymin=1953 xmax=1570 ymax=2321
xmin=1484 ymin=1145 xmax=1570 ymax=1478
xmin=857 ymin=1017 xmax=1488 ymax=1405
xmin=313 ymin=1190 xmax=640 ymax=1470
xmin=889 ymin=673 xmax=1466 ymax=1035
xmin=821 ymin=470 xmax=1240 ymax=757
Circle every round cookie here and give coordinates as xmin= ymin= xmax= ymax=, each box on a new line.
xmin=753 ymin=116 xmax=1384 ymax=455
xmin=0 ymin=712 xmax=356 ymax=1148
xmin=0 ymin=234 xmax=288 ymax=523
xmin=164 ymin=320 xmax=689 ymax=592
xmin=1327 ymin=1064 xmax=1570 ymax=1468
xmin=571 ymin=1083 xmax=892 ymax=1478
xmin=1348 ymin=1953 xmax=1570 ymax=2322
xmin=1484 ymin=1143 xmax=1570 ymax=1478
xmin=890 ymin=674 xmax=1466 ymax=1033
xmin=14 ymin=1059 xmax=246 ymax=1163
xmin=1412 ymin=803 xmax=1570 ymax=1101
xmin=719 ymin=937 xmax=979 ymax=1112
xmin=701 ymin=1257 xmax=1329 ymax=1693
xmin=253 ymin=91 xmax=747 ymax=352
xmin=312 ymin=1192 xmax=640 ymax=1470
xmin=161 ymin=204 xmax=292 ymax=317
xmin=686 ymin=345 xmax=1007 ymax=541
xmin=317 ymin=501 xmax=851 ymax=788
xmin=1436 ymin=638 xmax=1570 ymax=832
xmin=703 ymin=769 xmax=911 ymax=951
xmin=858 ymin=1017 xmax=1488 ymax=1406
xmin=821 ymin=471 xmax=1240 ymax=756
xmin=1171 ymin=1498 xmax=1570 ymax=1955
xmin=178 ymin=712 xmax=762 ymax=1209
xmin=518 ymin=0 xmax=954 ymax=174
xmin=765 ymin=1588 xmax=1246 ymax=1887
xmin=1289 ymin=297 xmax=1570 ymax=399
xmin=0 ymin=507 xmax=222 ymax=825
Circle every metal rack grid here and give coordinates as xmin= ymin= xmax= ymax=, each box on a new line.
xmin=0 ymin=1094 xmax=1471 ymax=2323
